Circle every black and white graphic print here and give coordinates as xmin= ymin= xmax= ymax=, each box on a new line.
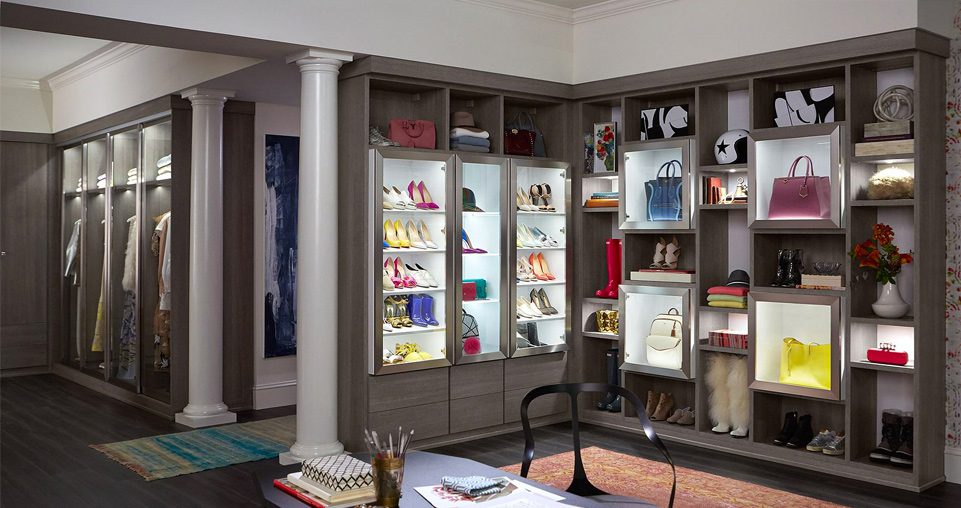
xmin=773 ymin=85 xmax=835 ymax=127
xmin=640 ymin=104 xmax=689 ymax=140
xmin=302 ymin=454 xmax=373 ymax=492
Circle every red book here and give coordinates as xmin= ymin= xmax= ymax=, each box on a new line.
xmin=273 ymin=479 xmax=328 ymax=508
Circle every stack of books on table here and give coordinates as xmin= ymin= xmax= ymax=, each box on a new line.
xmin=275 ymin=454 xmax=376 ymax=508
xmin=584 ymin=191 xmax=618 ymax=208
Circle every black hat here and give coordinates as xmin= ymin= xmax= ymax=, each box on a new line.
xmin=725 ymin=270 xmax=750 ymax=287
xmin=463 ymin=188 xmax=483 ymax=212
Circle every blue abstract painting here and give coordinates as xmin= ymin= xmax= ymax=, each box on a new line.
xmin=264 ymin=135 xmax=298 ymax=357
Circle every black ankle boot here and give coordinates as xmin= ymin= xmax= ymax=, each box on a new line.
xmin=871 ymin=410 xmax=903 ymax=462
xmin=605 ymin=396 xmax=621 ymax=413
xmin=773 ymin=411 xmax=798 ymax=446
xmin=782 ymin=249 xmax=803 ymax=287
xmin=891 ymin=413 xmax=913 ymax=467
xmin=787 ymin=414 xmax=814 ymax=448
xmin=597 ymin=348 xmax=618 ymax=410
xmin=771 ymin=249 xmax=788 ymax=286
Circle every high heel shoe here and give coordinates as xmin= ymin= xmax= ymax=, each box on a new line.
xmin=462 ymin=230 xmax=487 ymax=254
xmin=650 ymin=237 xmax=667 ymax=269
xmin=663 ymin=236 xmax=680 ymax=270
xmin=393 ymin=219 xmax=411 ymax=248
xmin=384 ymin=297 xmax=403 ymax=328
xmin=408 ymin=181 xmax=433 ymax=210
xmin=418 ymin=220 xmax=438 ymax=249
xmin=537 ymin=288 xmax=558 ymax=314
xmin=382 ymin=186 xmax=395 ymax=210
xmin=384 ymin=258 xmax=403 ymax=288
xmin=516 ymin=188 xmax=538 ymax=211
xmin=541 ymin=184 xmax=556 ymax=212
xmin=529 ymin=253 xmax=549 ymax=281
xmin=531 ymin=226 xmax=558 ymax=247
xmin=516 ymin=298 xmax=542 ymax=318
xmin=529 ymin=185 xmax=548 ymax=212
xmin=392 ymin=186 xmax=416 ymax=210
xmin=406 ymin=263 xmax=430 ymax=288
xmin=418 ymin=181 xmax=439 ymax=209
xmin=421 ymin=294 xmax=439 ymax=326
xmin=530 ymin=288 xmax=557 ymax=315
xmin=383 ymin=269 xmax=395 ymax=291
xmin=414 ymin=263 xmax=438 ymax=287
xmin=517 ymin=259 xmax=536 ymax=282
xmin=384 ymin=220 xmax=402 ymax=248
xmin=518 ymin=224 xmax=540 ymax=248
xmin=406 ymin=220 xmax=426 ymax=249
xmin=394 ymin=258 xmax=417 ymax=288
xmin=534 ymin=252 xmax=556 ymax=280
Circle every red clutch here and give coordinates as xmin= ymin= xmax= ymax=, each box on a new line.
xmin=462 ymin=282 xmax=477 ymax=301
xmin=867 ymin=346 xmax=908 ymax=366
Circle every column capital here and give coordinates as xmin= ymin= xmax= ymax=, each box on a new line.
xmin=286 ymin=48 xmax=353 ymax=69
xmin=180 ymin=87 xmax=235 ymax=104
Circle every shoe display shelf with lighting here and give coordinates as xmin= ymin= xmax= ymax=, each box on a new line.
xmin=569 ymin=38 xmax=946 ymax=491
xmin=54 ymin=96 xmax=255 ymax=418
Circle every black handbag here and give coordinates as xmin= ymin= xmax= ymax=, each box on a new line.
xmin=645 ymin=160 xmax=684 ymax=221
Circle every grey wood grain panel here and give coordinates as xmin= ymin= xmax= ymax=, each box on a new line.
xmin=450 ymin=361 xmax=504 ymax=399
xmin=504 ymin=352 xmax=567 ymax=390
xmin=368 ymin=368 xmax=450 ymax=413
xmin=168 ymin=107 xmax=192 ymax=413
xmin=368 ymin=401 xmax=449 ymax=442
xmin=221 ymin=104 xmax=255 ymax=411
xmin=0 ymin=323 xmax=47 ymax=369
xmin=450 ymin=392 xmax=504 ymax=433
xmin=503 ymin=389 xmax=567 ymax=423
xmin=53 ymin=96 xmax=184 ymax=145
xmin=0 ymin=131 xmax=54 ymax=144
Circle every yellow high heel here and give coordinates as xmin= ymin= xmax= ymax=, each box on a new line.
xmin=384 ymin=220 xmax=401 ymax=248
xmin=394 ymin=219 xmax=411 ymax=247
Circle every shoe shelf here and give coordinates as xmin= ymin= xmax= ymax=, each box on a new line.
xmin=385 ymin=325 xmax=446 ymax=336
xmin=517 ymin=314 xmax=566 ymax=324
xmin=382 ymin=209 xmax=447 ymax=214
xmin=383 ymin=248 xmax=446 ymax=254
xmin=517 ymin=280 xmax=566 ymax=287
xmin=516 ymin=246 xmax=566 ymax=251
xmin=383 ymin=286 xmax=446 ymax=295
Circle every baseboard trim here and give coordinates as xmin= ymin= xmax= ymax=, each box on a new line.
xmin=253 ymin=379 xmax=297 ymax=410
xmin=0 ymin=365 xmax=50 ymax=378
xmin=946 ymin=446 xmax=961 ymax=484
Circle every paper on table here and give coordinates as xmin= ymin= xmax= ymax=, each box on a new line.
xmin=414 ymin=478 xmax=569 ymax=508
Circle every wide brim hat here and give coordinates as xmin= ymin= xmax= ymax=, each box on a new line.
xmin=725 ymin=269 xmax=750 ymax=287
xmin=452 ymin=111 xmax=486 ymax=133
xmin=463 ymin=187 xmax=484 ymax=212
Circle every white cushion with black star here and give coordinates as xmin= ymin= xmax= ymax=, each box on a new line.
xmin=301 ymin=454 xmax=374 ymax=492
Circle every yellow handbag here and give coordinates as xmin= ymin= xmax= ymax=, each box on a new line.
xmin=779 ymin=337 xmax=831 ymax=390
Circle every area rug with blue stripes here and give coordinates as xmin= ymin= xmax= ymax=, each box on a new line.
xmin=91 ymin=415 xmax=295 ymax=481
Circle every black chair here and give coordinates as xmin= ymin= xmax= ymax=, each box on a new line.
xmin=520 ymin=383 xmax=676 ymax=507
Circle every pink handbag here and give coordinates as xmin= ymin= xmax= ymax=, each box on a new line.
xmin=388 ymin=119 xmax=436 ymax=149
xmin=767 ymin=155 xmax=831 ymax=219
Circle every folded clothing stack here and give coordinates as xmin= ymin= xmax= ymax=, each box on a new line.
xmin=75 ymin=177 xmax=82 ymax=193
xmin=96 ymin=173 xmax=107 ymax=189
xmin=706 ymin=286 xmax=748 ymax=309
xmin=126 ymin=168 xmax=138 ymax=185
xmin=156 ymin=154 xmax=172 ymax=181
xmin=584 ymin=191 xmax=619 ymax=208
xmin=441 ymin=476 xmax=509 ymax=498
xmin=450 ymin=111 xmax=491 ymax=153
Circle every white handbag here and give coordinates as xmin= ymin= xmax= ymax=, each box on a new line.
xmin=646 ymin=308 xmax=683 ymax=369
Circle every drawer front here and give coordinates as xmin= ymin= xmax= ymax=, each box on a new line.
xmin=503 ymin=389 xmax=567 ymax=423
xmin=504 ymin=352 xmax=566 ymax=391
xmin=368 ymin=401 xmax=449 ymax=441
xmin=450 ymin=361 xmax=504 ymax=399
xmin=449 ymin=393 xmax=504 ymax=433
xmin=368 ymin=368 xmax=449 ymax=412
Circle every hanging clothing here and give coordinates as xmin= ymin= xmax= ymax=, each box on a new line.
xmin=117 ymin=216 xmax=138 ymax=380
xmin=152 ymin=212 xmax=171 ymax=371
xmin=92 ymin=221 xmax=107 ymax=352
xmin=64 ymin=219 xmax=81 ymax=285
xmin=156 ymin=213 xmax=172 ymax=311
xmin=122 ymin=216 xmax=137 ymax=291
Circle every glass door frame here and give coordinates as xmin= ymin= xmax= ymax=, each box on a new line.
xmin=452 ymin=154 xmax=510 ymax=364
xmin=508 ymin=158 xmax=571 ymax=358
xmin=369 ymin=148 xmax=456 ymax=375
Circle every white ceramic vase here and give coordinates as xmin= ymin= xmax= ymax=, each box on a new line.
xmin=872 ymin=279 xmax=909 ymax=318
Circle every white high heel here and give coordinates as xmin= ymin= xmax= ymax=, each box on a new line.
xmin=516 ymin=259 xmax=535 ymax=281
xmin=516 ymin=298 xmax=542 ymax=318
xmin=516 ymin=188 xmax=538 ymax=211
xmin=415 ymin=263 xmax=438 ymax=287
xmin=392 ymin=186 xmax=416 ymax=209
xmin=518 ymin=225 xmax=539 ymax=247
xmin=382 ymin=186 xmax=396 ymax=209
xmin=406 ymin=220 xmax=427 ymax=249
xmin=650 ymin=237 xmax=667 ymax=269
xmin=418 ymin=220 xmax=438 ymax=249
xmin=663 ymin=236 xmax=681 ymax=270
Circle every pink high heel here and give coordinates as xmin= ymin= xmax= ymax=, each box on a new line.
xmin=384 ymin=257 xmax=403 ymax=288
xmin=394 ymin=257 xmax=417 ymax=288
xmin=408 ymin=181 xmax=433 ymax=210
xmin=417 ymin=181 xmax=439 ymax=209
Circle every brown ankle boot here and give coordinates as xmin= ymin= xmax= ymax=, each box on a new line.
xmin=651 ymin=393 xmax=674 ymax=421
xmin=645 ymin=390 xmax=658 ymax=417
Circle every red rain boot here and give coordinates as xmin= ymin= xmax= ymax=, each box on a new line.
xmin=595 ymin=238 xmax=622 ymax=299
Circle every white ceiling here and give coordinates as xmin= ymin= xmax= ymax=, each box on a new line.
xmin=536 ymin=0 xmax=610 ymax=8
xmin=0 ymin=27 xmax=111 ymax=81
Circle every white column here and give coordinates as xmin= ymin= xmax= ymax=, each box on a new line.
xmin=175 ymin=88 xmax=237 ymax=428
xmin=280 ymin=49 xmax=352 ymax=464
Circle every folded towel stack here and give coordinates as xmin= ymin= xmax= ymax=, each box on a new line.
xmin=450 ymin=127 xmax=491 ymax=153
xmin=706 ymin=286 xmax=749 ymax=309
xmin=157 ymin=154 xmax=172 ymax=181
xmin=96 ymin=173 xmax=107 ymax=189
xmin=441 ymin=476 xmax=509 ymax=498
xmin=75 ymin=177 xmax=82 ymax=193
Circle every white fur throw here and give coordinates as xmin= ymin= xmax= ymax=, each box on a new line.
xmin=867 ymin=167 xmax=914 ymax=200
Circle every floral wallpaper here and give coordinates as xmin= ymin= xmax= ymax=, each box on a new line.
xmin=945 ymin=2 xmax=961 ymax=449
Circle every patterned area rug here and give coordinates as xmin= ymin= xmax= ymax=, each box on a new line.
xmin=501 ymin=446 xmax=844 ymax=508
xmin=91 ymin=415 xmax=295 ymax=481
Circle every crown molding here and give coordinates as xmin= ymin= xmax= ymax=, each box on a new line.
xmin=0 ymin=77 xmax=41 ymax=90
xmin=572 ymin=0 xmax=677 ymax=23
xmin=456 ymin=0 xmax=675 ymax=24
xmin=44 ymin=42 xmax=149 ymax=91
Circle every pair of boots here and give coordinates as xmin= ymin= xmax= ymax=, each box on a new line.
xmin=645 ymin=391 xmax=674 ymax=421
xmin=870 ymin=409 xmax=913 ymax=467
xmin=771 ymin=249 xmax=803 ymax=287
xmin=595 ymin=238 xmax=622 ymax=299
xmin=774 ymin=411 xmax=814 ymax=448
xmin=706 ymin=354 xmax=750 ymax=438
xmin=596 ymin=348 xmax=621 ymax=412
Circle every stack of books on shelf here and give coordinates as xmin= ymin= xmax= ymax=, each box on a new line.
xmin=708 ymin=329 xmax=748 ymax=349
xmin=700 ymin=176 xmax=746 ymax=205
xmin=584 ymin=191 xmax=618 ymax=208
xmin=854 ymin=120 xmax=914 ymax=157
xmin=799 ymin=273 xmax=844 ymax=290
xmin=275 ymin=454 xmax=376 ymax=508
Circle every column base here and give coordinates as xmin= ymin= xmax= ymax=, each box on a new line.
xmin=175 ymin=410 xmax=237 ymax=428
xmin=279 ymin=440 xmax=345 ymax=465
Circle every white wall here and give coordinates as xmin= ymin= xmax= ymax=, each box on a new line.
xmin=50 ymin=46 xmax=259 ymax=132
xmin=0 ymin=82 xmax=52 ymax=132
xmin=252 ymin=102 xmax=300 ymax=409
xmin=572 ymin=0 xmax=922 ymax=83
xmin=11 ymin=0 xmax=574 ymax=84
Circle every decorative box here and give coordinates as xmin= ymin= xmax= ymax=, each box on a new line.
xmin=867 ymin=345 xmax=909 ymax=366
xmin=301 ymin=454 xmax=374 ymax=493
xmin=462 ymin=281 xmax=477 ymax=301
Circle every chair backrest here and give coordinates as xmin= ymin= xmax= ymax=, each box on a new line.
xmin=519 ymin=383 xmax=676 ymax=507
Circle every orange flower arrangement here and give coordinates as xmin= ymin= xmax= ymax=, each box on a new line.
xmin=849 ymin=223 xmax=913 ymax=284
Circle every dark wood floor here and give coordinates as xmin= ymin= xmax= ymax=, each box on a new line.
xmin=2 ymin=374 xmax=958 ymax=507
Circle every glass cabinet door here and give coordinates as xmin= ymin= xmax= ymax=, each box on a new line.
xmin=454 ymin=155 xmax=508 ymax=363
xmin=61 ymin=144 xmax=84 ymax=367
xmin=374 ymin=149 xmax=454 ymax=374
xmin=108 ymin=127 xmax=140 ymax=387
xmin=510 ymin=159 xmax=569 ymax=357
xmin=81 ymin=137 xmax=108 ymax=376
xmin=141 ymin=119 xmax=172 ymax=402
xmin=619 ymin=139 xmax=694 ymax=230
